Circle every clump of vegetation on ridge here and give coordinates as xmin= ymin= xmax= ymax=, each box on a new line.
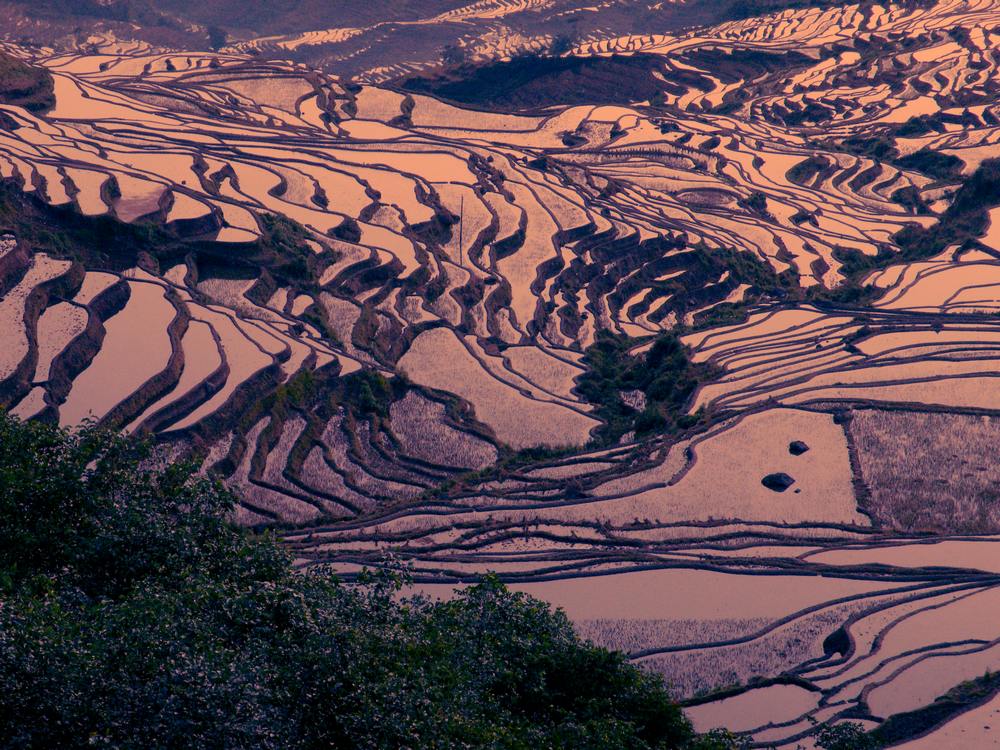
xmin=578 ymin=332 xmax=720 ymax=444
xmin=0 ymin=52 xmax=54 ymax=114
xmin=894 ymin=149 xmax=964 ymax=181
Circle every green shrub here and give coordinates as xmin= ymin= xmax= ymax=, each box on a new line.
xmin=0 ymin=412 xmax=702 ymax=749
xmin=894 ymin=149 xmax=963 ymax=181
xmin=816 ymin=722 xmax=881 ymax=750
xmin=578 ymin=332 xmax=718 ymax=443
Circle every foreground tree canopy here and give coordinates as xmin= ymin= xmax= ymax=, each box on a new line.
xmin=0 ymin=411 xmax=712 ymax=749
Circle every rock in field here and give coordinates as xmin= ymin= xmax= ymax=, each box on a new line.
xmin=789 ymin=440 xmax=810 ymax=456
xmin=762 ymin=472 xmax=795 ymax=492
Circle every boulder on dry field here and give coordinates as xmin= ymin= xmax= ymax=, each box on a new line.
xmin=762 ymin=472 xmax=795 ymax=492
xmin=789 ymin=440 xmax=810 ymax=456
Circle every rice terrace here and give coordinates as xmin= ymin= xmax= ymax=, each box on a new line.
xmin=6 ymin=0 xmax=1000 ymax=747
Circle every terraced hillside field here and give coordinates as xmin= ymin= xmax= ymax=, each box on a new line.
xmin=8 ymin=0 xmax=1000 ymax=746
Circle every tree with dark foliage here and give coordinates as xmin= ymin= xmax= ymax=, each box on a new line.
xmin=207 ymin=25 xmax=228 ymax=51
xmin=0 ymin=412 xmax=708 ymax=749
xmin=441 ymin=43 xmax=467 ymax=68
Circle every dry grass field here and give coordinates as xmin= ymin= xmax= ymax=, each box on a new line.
xmin=849 ymin=408 xmax=1000 ymax=533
